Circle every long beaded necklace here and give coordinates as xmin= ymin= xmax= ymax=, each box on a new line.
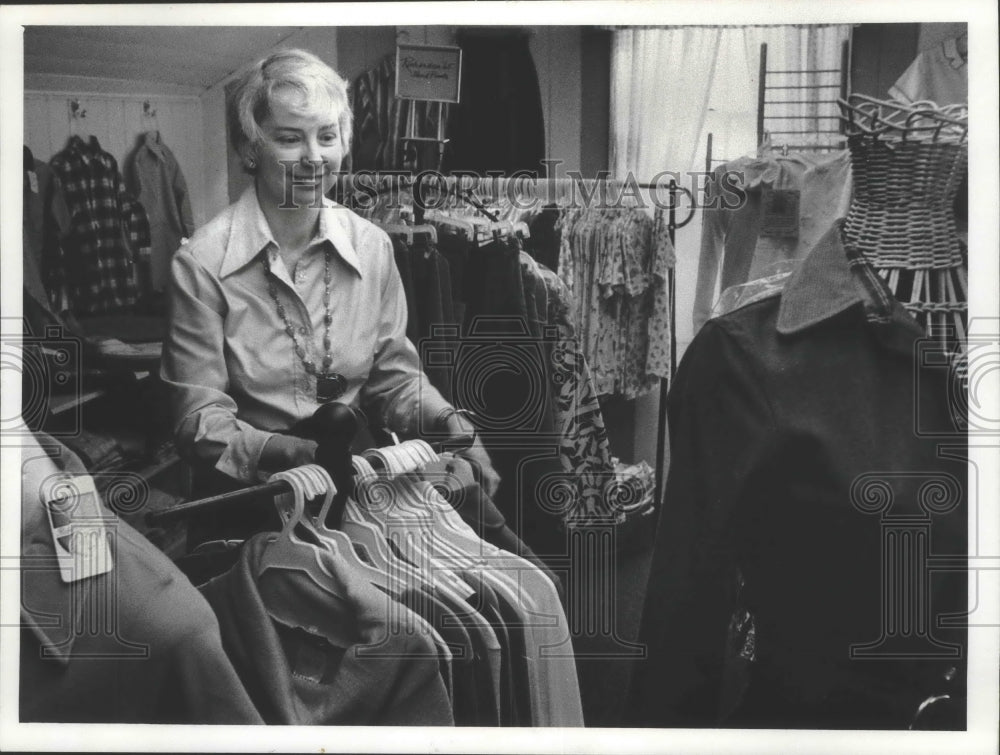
xmin=262 ymin=247 xmax=347 ymax=403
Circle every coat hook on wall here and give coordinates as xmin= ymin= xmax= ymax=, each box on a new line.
xmin=143 ymin=100 xmax=157 ymax=118
xmin=69 ymin=99 xmax=87 ymax=119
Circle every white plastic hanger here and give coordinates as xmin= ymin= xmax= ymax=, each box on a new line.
xmin=256 ymin=468 xmax=339 ymax=587
xmin=295 ymin=464 xmax=405 ymax=597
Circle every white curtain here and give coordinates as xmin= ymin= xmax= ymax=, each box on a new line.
xmin=610 ymin=24 xmax=853 ymax=355
xmin=610 ymin=27 xmax=723 ymax=179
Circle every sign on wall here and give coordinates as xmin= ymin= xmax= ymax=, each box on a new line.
xmin=395 ymin=43 xmax=463 ymax=103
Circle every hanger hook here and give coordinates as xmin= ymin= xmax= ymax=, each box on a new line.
xmin=268 ymin=468 xmax=307 ymax=532
xmin=143 ymin=100 xmax=157 ymax=119
xmin=302 ymin=465 xmax=337 ymax=527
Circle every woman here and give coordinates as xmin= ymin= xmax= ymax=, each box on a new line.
xmin=160 ymin=49 xmax=498 ymax=502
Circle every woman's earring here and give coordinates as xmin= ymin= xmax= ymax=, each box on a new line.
xmin=246 ymin=157 xmax=256 ymax=169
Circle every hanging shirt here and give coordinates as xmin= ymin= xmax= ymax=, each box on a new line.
xmin=557 ymin=207 xmax=673 ymax=399
xmin=694 ymin=151 xmax=852 ymax=333
xmin=159 ymin=186 xmax=451 ymax=484
xmin=23 ymin=147 xmax=75 ymax=338
xmin=627 ymin=223 xmax=967 ymax=728
xmin=392 ymin=587 xmax=485 ymax=725
xmin=458 ymin=236 xmax=566 ymax=557
xmin=456 ymin=542 xmax=584 ymax=726
xmin=530 ymin=261 xmax=618 ymax=526
xmin=49 ymin=135 xmax=152 ymax=315
xmin=421 ymin=453 xmax=566 ymax=597
xmin=199 ymin=531 xmax=454 ymax=726
xmin=23 ymin=146 xmax=66 ymax=312
xmin=889 ymin=35 xmax=968 ymax=106
xmin=127 ymin=130 xmax=195 ymax=293
xmin=19 ymin=433 xmax=262 ymax=724
xmin=350 ymin=54 xmax=451 ymax=171
xmin=392 ymin=232 xmax=457 ymax=402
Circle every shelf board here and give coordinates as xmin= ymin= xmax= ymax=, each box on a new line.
xmin=49 ymin=388 xmax=105 ymax=415
xmin=46 ymin=370 xmax=152 ymax=416
xmin=97 ymin=452 xmax=180 ymax=486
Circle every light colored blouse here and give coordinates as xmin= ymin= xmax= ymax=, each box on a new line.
xmin=160 ymin=186 xmax=450 ymax=483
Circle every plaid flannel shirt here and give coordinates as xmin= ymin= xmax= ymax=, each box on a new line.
xmin=50 ymin=136 xmax=152 ymax=315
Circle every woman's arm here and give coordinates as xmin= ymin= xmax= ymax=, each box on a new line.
xmin=160 ymin=248 xmax=290 ymax=483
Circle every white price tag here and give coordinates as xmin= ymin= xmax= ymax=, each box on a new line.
xmin=43 ymin=477 xmax=114 ymax=583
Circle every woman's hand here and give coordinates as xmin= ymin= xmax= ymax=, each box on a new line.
xmin=442 ymin=412 xmax=501 ymax=498
xmin=259 ymin=434 xmax=318 ymax=475
xmin=459 ymin=436 xmax=502 ymax=498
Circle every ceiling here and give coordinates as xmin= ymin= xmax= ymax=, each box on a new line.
xmin=24 ymin=26 xmax=306 ymax=90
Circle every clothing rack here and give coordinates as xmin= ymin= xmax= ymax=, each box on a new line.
xmin=656 ymin=179 xmax=686 ymax=502
xmin=147 ymin=433 xmax=474 ymax=526
xmin=413 ymin=175 xmax=690 ymax=502
xmin=334 ymin=173 xmax=695 ymax=502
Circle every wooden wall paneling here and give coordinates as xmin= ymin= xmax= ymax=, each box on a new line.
xmin=81 ymin=98 xmax=113 ymax=154
xmin=23 ymin=96 xmax=52 ymax=161
xmin=26 ymin=92 xmax=207 ymax=233
xmin=45 ymin=96 xmax=72 ymax=160
xmin=153 ymin=99 xmax=206 ymax=227
xmin=123 ymin=98 xmax=147 ymax=160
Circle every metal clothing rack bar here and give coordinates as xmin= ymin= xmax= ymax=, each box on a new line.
xmin=764 ymin=84 xmax=842 ymax=90
xmin=758 ymin=40 xmax=851 ymax=149
xmin=763 ymin=115 xmax=843 ymax=120
xmin=766 ymin=129 xmax=844 ymax=135
xmin=654 ymin=180 xmax=684 ymax=504
xmin=774 ymin=144 xmax=847 ymax=151
xmin=763 ymin=99 xmax=844 ymax=106
xmin=147 ymin=434 xmax=475 ymax=526
xmin=767 ymin=68 xmax=842 ymax=74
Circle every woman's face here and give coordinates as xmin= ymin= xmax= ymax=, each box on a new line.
xmin=254 ymin=86 xmax=344 ymax=211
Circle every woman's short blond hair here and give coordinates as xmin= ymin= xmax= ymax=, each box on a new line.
xmin=227 ymin=48 xmax=352 ymax=172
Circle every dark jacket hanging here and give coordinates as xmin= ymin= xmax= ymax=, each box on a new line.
xmin=625 ymin=224 xmax=967 ymax=729
xmin=50 ymin=136 xmax=152 ymax=316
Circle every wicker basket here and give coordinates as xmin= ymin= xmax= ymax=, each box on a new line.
xmin=843 ymin=134 xmax=967 ymax=270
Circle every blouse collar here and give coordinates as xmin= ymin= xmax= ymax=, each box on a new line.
xmin=219 ymin=185 xmax=362 ymax=279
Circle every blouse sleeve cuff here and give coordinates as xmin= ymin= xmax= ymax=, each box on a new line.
xmin=416 ymin=383 xmax=453 ymax=435
xmin=214 ymin=427 xmax=277 ymax=484
xmin=383 ymin=379 xmax=453 ymax=437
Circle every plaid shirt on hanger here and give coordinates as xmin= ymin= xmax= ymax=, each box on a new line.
xmin=50 ymin=135 xmax=152 ymax=315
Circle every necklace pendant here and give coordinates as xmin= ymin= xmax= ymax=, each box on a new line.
xmin=316 ymin=373 xmax=348 ymax=403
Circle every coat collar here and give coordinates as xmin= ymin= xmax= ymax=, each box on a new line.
xmin=777 ymin=221 xmax=926 ymax=355
xmin=219 ymin=186 xmax=363 ymax=279
xmin=142 ymin=130 xmax=165 ymax=158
